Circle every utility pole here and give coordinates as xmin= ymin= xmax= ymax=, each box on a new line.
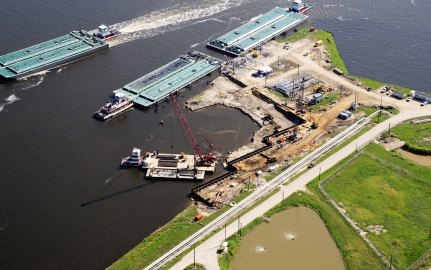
xmin=378 ymin=95 xmax=383 ymax=123
xmin=319 ymin=167 xmax=322 ymax=180
xmin=237 ymin=216 xmax=241 ymax=235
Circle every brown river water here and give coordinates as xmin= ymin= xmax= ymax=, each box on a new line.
xmin=231 ymin=206 xmax=345 ymax=270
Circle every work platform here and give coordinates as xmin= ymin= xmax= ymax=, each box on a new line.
xmin=207 ymin=7 xmax=307 ymax=56
xmin=0 ymin=30 xmax=107 ymax=79
xmin=142 ymin=152 xmax=215 ymax=180
xmin=113 ymin=51 xmax=221 ymax=107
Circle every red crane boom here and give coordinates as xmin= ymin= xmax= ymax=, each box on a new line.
xmin=169 ymin=94 xmax=215 ymax=165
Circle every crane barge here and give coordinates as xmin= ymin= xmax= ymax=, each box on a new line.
xmin=142 ymin=94 xmax=216 ymax=180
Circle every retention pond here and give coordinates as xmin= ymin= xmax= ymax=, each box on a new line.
xmin=231 ymin=206 xmax=345 ymax=270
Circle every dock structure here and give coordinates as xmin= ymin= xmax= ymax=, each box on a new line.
xmin=142 ymin=152 xmax=215 ymax=180
xmin=207 ymin=7 xmax=307 ymax=56
xmin=113 ymin=51 xmax=222 ymax=107
xmin=0 ymin=31 xmax=107 ymax=79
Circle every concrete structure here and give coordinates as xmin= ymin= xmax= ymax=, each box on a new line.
xmin=0 ymin=30 xmax=108 ymax=79
xmin=207 ymin=7 xmax=307 ymax=56
xmin=113 ymin=51 xmax=221 ymax=107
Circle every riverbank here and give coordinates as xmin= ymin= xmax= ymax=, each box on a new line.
xmin=108 ymin=26 xmax=425 ymax=269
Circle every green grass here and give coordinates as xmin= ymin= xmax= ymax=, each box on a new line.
xmin=352 ymin=75 xmax=413 ymax=94
xmin=109 ymin=203 xmax=236 ymax=270
xmin=315 ymin=125 xmax=372 ymax=165
xmin=392 ymin=119 xmax=431 ymax=154
xmin=219 ymin=189 xmax=386 ymax=270
xmin=371 ymin=107 xmax=399 ymax=123
xmin=183 ymin=263 xmax=206 ymax=270
xmin=310 ymin=93 xmax=341 ymax=112
xmin=357 ymin=106 xmax=376 ymax=117
xmin=410 ymin=249 xmax=431 ymax=270
xmin=109 ymin=181 xmax=260 ymax=270
xmin=109 ymin=206 xmax=200 ymax=270
xmin=323 ymin=143 xmax=431 ymax=269
xmin=277 ymin=29 xmax=347 ymax=73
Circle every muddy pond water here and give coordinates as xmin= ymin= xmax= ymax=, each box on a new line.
xmin=231 ymin=206 xmax=345 ymax=270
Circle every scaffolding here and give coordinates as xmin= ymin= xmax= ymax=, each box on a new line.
xmin=270 ymin=74 xmax=317 ymax=98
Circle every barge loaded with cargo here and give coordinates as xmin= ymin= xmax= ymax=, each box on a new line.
xmin=0 ymin=26 xmax=119 ymax=80
xmin=207 ymin=6 xmax=308 ymax=57
xmin=94 ymin=51 xmax=221 ymax=120
xmin=142 ymin=151 xmax=215 ymax=180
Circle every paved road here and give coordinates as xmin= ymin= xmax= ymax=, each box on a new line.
xmin=145 ymin=39 xmax=431 ymax=270
xmin=170 ymin=108 xmax=431 ymax=270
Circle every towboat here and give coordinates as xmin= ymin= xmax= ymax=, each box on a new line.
xmin=289 ymin=0 xmax=313 ymax=13
xmin=94 ymin=93 xmax=133 ymax=120
xmin=121 ymin=147 xmax=143 ymax=167
xmin=94 ymin=24 xmax=120 ymax=40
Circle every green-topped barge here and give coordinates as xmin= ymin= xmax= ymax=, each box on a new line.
xmin=0 ymin=27 xmax=118 ymax=80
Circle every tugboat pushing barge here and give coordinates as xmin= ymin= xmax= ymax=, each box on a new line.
xmin=0 ymin=25 xmax=121 ymax=80
xmin=93 ymin=93 xmax=133 ymax=120
xmin=121 ymin=147 xmax=143 ymax=167
xmin=93 ymin=24 xmax=121 ymax=40
xmin=289 ymin=0 xmax=313 ymax=13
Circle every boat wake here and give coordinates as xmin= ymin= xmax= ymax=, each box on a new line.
xmin=108 ymin=0 xmax=248 ymax=47
xmin=0 ymin=75 xmax=45 ymax=113
xmin=0 ymin=94 xmax=19 ymax=113
xmin=20 ymin=76 xmax=44 ymax=90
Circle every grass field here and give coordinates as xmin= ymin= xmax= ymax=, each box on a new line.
xmin=310 ymin=92 xmax=341 ymax=112
xmin=219 ymin=188 xmax=386 ymax=270
xmin=323 ymin=143 xmax=431 ymax=269
xmin=392 ymin=119 xmax=431 ymax=154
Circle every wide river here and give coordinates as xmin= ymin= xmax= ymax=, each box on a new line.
xmin=1 ymin=0 xmax=430 ymax=269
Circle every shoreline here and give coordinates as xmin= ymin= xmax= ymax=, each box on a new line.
xmin=108 ymin=26 xmax=430 ymax=270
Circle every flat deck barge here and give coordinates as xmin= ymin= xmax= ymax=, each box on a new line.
xmin=112 ymin=51 xmax=221 ymax=108
xmin=207 ymin=7 xmax=308 ymax=57
xmin=0 ymin=30 xmax=108 ymax=79
xmin=142 ymin=152 xmax=215 ymax=180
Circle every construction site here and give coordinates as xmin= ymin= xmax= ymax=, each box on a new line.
xmin=185 ymin=33 xmax=382 ymax=211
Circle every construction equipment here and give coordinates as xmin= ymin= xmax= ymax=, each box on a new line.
xmin=251 ymin=50 xmax=259 ymax=58
xmin=260 ymin=153 xmax=277 ymax=163
xmin=309 ymin=114 xmax=319 ymax=129
xmin=169 ymin=93 xmax=216 ymax=166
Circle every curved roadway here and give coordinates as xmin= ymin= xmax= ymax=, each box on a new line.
xmin=144 ymin=39 xmax=431 ymax=270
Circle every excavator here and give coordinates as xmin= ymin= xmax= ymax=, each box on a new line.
xmin=308 ymin=113 xmax=319 ymax=129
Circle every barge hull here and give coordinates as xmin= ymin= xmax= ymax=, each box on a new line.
xmin=0 ymin=31 xmax=108 ymax=80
